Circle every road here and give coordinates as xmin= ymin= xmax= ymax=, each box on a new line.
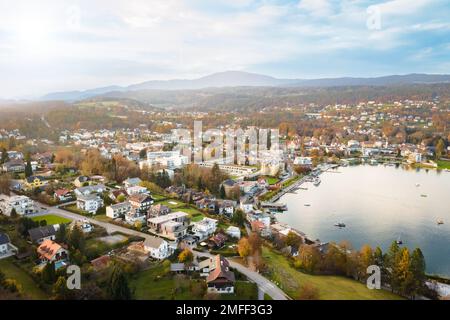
xmin=40 ymin=202 xmax=290 ymax=300
xmin=194 ymin=250 xmax=290 ymax=300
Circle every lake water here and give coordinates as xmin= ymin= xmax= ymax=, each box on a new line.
xmin=276 ymin=165 xmax=450 ymax=277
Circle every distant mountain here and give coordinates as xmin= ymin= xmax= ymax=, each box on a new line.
xmin=41 ymin=71 xmax=450 ymax=101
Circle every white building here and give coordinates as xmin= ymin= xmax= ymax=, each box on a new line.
xmin=74 ymin=184 xmax=106 ymax=197
xmin=226 ymin=226 xmax=241 ymax=239
xmin=192 ymin=217 xmax=218 ymax=240
xmin=143 ymin=236 xmax=171 ymax=260
xmin=126 ymin=185 xmax=149 ymax=196
xmin=0 ymin=195 xmax=38 ymax=216
xmin=140 ymin=150 xmax=189 ymax=170
xmin=76 ymin=194 xmax=104 ymax=215
xmin=293 ymin=157 xmax=312 ymax=166
xmin=106 ymin=201 xmax=131 ymax=219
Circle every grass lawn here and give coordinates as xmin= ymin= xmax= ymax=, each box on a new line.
xmin=152 ymin=193 xmax=167 ymax=201
xmin=93 ymin=214 xmax=112 ymax=222
xmin=437 ymin=159 xmax=450 ymax=169
xmin=265 ymin=176 xmax=280 ymax=185
xmin=0 ymin=258 xmax=48 ymax=300
xmin=262 ymin=247 xmax=403 ymax=300
xmin=61 ymin=204 xmax=89 ymax=216
xmin=31 ymin=214 xmax=71 ymax=225
xmin=131 ymin=262 xmax=202 ymax=300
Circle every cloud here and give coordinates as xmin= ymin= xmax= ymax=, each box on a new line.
xmin=0 ymin=0 xmax=449 ymax=97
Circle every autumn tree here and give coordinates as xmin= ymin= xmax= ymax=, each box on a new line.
xmin=178 ymin=248 xmax=194 ymax=265
xmin=0 ymin=174 xmax=11 ymax=196
xmin=107 ymin=266 xmax=132 ymax=300
xmin=294 ymin=245 xmax=320 ymax=273
xmin=297 ymin=282 xmax=320 ymax=300
xmin=237 ymin=237 xmax=251 ymax=262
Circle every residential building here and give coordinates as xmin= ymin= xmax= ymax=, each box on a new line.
xmin=73 ymin=175 xmax=90 ymax=188
xmin=76 ymin=194 xmax=104 ymax=214
xmin=54 ymin=189 xmax=73 ymax=202
xmin=0 ymin=232 xmax=18 ymax=259
xmin=2 ymin=160 xmax=25 ymax=173
xmin=28 ymin=225 xmax=58 ymax=244
xmin=126 ymin=185 xmax=149 ymax=196
xmin=147 ymin=203 xmax=171 ymax=218
xmin=123 ymin=177 xmax=142 ymax=189
xmin=37 ymin=239 xmax=69 ymax=266
xmin=147 ymin=211 xmax=189 ymax=240
xmin=192 ymin=217 xmax=218 ymax=240
xmin=226 ymin=226 xmax=241 ymax=239
xmin=106 ymin=201 xmax=131 ymax=219
xmin=74 ymin=184 xmax=106 ymax=197
xmin=206 ymin=255 xmax=235 ymax=294
xmin=208 ymin=233 xmax=228 ymax=249
xmin=24 ymin=176 xmax=47 ymax=190
xmin=70 ymin=220 xmax=93 ymax=233
xmin=143 ymin=236 xmax=171 ymax=260
xmin=141 ymin=150 xmax=189 ymax=169
xmin=0 ymin=195 xmax=38 ymax=216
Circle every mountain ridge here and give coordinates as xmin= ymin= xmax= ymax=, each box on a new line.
xmin=41 ymin=71 xmax=450 ymax=101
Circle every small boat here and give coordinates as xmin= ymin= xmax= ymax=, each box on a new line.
xmin=396 ymin=236 xmax=403 ymax=245
xmin=415 ymin=183 xmax=420 ymax=187
xmin=313 ymin=178 xmax=321 ymax=186
xmin=437 ymin=218 xmax=444 ymax=225
xmin=304 ymin=204 xmax=311 ymax=207
xmin=334 ymin=222 xmax=346 ymax=228
xmin=420 ymin=194 xmax=427 ymax=197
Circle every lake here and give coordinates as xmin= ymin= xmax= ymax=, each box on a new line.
xmin=276 ymin=164 xmax=450 ymax=277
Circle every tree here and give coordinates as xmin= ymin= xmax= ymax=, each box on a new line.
xmin=248 ymin=232 xmax=262 ymax=255
xmin=56 ymin=224 xmax=67 ymax=243
xmin=52 ymin=276 xmax=74 ymax=300
xmin=178 ymin=248 xmax=194 ymax=266
xmin=68 ymin=225 xmax=85 ymax=253
xmin=231 ymin=209 xmax=245 ymax=227
xmin=41 ymin=262 xmax=56 ymax=284
xmin=10 ymin=208 xmax=17 ymax=219
xmin=0 ymin=147 xmax=8 ymax=164
xmin=16 ymin=217 xmax=38 ymax=237
xmin=25 ymin=156 xmax=33 ymax=178
xmin=359 ymin=244 xmax=374 ymax=280
xmin=409 ymin=248 xmax=426 ymax=297
xmin=435 ymin=138 xmax=445 ymax=160
xmin=294 ymin=245 xmax=320 ymax=273
xmin=285 ymin=231 xmax=302 ymax=248
xmin=219 ymin=185 xmax=226 ymax=199
xmin=297 ymin=282 xmax=320 ymax=300
xmin=117 ymin=194 xmax=126 ymax=203
xmin=0 ymin=174 xmax=11 ymax=196
xmin=107 ymin=266 xmax=131 ymax=300
xmin=237 ymin=237 xmax=251 ymax=262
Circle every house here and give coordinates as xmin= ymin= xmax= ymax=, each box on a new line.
xmin=37 ymin=239 xmax=69 ymax=266
xmin=293 ymin=156 xmax=313 ymax=167
xmin=147 ymin=211 xmax=189 ymax=240
xmin=221 ymin=179 xmax=237 ymax=197
xmin=0 ymin=232 xmax=18 ymax=259
xmin=206 ymin=255 xmax=235 ymax=294
xmin=217 ymin=200 xmax=236 ymax=218
xmin=239 ymin=197 xmax=254 ymax=213
xmin=196 ymin=197 xmax=216 ymax=213
xmin=226 ymin=226 xmax=241 ymax=239
xmin=126 ymin=185 xmax=149 ymax=196
xmin=73 ymin=175 xmax=90 ymax=188
xmin=109 ymin=189 xmax=128 ymax=202
xmin=123 ymin=177 xmax=142 ymax=189
xmin=54 ymin=189 xmax=73 ymax=202
xmin=76 ymin=194 xmax=104 ymax=214
xmin=74 ymin=184 xmax=106 ymax=197
xmin=129 ymin=194 xmax=154 ymax=215
xmin=143 ymin=236 xmax=171 ymax=260
xmin=208 ymin=233 xmax=228 ymax=249
xmin=0 ymin=195 xmax=38 ymax=216
xmin=192 ymin=217 xmax=218 ymax=240
xmin=147 ymin=203 xmax=171 ymax=218
xmin=24 ymin=176 xmax=47 ymax=190
xmin=2 ymin=160 xmax=25 ymax=173
xmin=106 ymin=201 xmax=131 ymax=219
xmin=28 ymin=225 xmax=58 ymax=244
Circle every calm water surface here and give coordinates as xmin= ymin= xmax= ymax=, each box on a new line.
xmin=276 ymin=165 xmax=450 ymax=277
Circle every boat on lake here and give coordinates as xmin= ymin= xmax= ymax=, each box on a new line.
xmin=396 ymin=236 xmax=403 ymax=245
xmin=334 ymin=222 xmax=346 ymax=228
xmin=304 ymin=204 xmax=311 ymax=207
xmin=421 ymin=194 xmax=427 ymax=197
xmin=437 ymin=218 xmax=444 ymax=225
xmin=313 ymin=178 xmax=321 ymax=186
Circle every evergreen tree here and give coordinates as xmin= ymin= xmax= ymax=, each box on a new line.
xmin=55 ymin=224 xmax=67 ymax=243
xmin=68 ymin=225 xmax=85 ymax=253
xmin=409 ymin=248 xmax=426 ymax=297
xmin=107 ymin=266 xmax=131 ymax=300
xmin=25 ymin=158 xmax=33 ymax=178
xmin=0 ymin=148 xmax=8 ymax=164
xmin=219 ymin=185 xmax=226 ymax=199
xmin=42 ymin=262 xmax=56 ymax=284
xmin=52 ymin=276 xmax=73 ymax=300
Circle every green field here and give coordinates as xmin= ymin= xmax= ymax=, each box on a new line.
xmin=0 ymin=258 xmax=48 ymax=300
xmin=262 ymin=248 xmax=403 ymax=300
xmin=437 ymin=160 xmax=450 ymax=169
xmin=265 ymin=176 xmax=280 ymax=185
xmin=31 ymin=214 xmax=72 ymax=225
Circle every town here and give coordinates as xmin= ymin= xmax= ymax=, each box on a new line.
xmin=0 ymin=94 xmax=449 ymax=300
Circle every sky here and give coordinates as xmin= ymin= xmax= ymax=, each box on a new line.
xmin=0 ymin=0 xmax=449 ymax=98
